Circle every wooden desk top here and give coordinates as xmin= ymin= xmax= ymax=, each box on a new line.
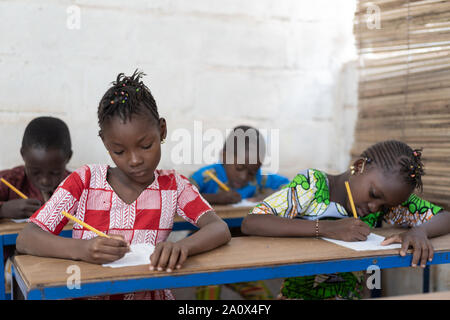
xmin=1 ymin=205 xmax=252 ymax=235
xmin=0 ymin=219 xmax=74 ymax=236
xmin=13 ymin=228 xmax=450 ymax=291
xmin=0 ymin=219 xmax=29 ymax=235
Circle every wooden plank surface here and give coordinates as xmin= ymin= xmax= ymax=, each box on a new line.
xmin=1 ymin=205 xmax=252 ymax=235
xmin=354 ymin=0 xmax=450 ymax=210
xmin=0 ymin=219 xmax=30 ymax=235
xmin=12 ymin=228 xmax=450 ymax=291
xmin=0 ymin=219 xmax=74 ymax=235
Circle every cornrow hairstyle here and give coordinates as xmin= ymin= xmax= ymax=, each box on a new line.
xmin=360 ymin=140 xmax=424 ymax=192
xmin=21 ymin=116 xmax=72 ymax=157
xmin=98 ymin=69 xmax=159 ymax=132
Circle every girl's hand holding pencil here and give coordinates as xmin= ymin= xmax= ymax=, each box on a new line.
xmin=78 ymin=234 xmax=130 ymax=264
xmin=59 ymin=210 xmax=131 ymax=264
xmin=316 ymin=180 xmax=371 ymax=242
xmin=315 ymin=180 xmax=369 ymax=242
xmin=318 ymin=219 xmax=371 ymax=242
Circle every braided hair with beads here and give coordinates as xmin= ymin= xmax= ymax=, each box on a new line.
xmin=97 ymin=69 xmax=160 ymax=134
xmin=360 ymin=140 xmax=424 ymax=192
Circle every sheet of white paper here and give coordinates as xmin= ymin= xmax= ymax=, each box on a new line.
xmin=231 ymin=199 xmax=258 ymax=208
xmin=103 ymin=243 xmax=155 ymax=268
xmin=11 ymin=218 xmax=28 ymax=223
xmin=322 ymin=233 xmax=401 ymax=251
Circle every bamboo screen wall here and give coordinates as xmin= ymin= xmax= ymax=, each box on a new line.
xmin=353 ymin=0 xmax=450 ymax=209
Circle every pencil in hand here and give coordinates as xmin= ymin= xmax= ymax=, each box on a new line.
xmin=1 ymin=177 xmax=28 ymax=199
xmin=0 ymin=177 xmax=42 ymax=218
xmin=1 ymin=177 xmax=111 ymax=239
xmin=60 ymin=211 xmax=110 ymax=239
xmin=344 ymin=181 xmax=358 ymax=219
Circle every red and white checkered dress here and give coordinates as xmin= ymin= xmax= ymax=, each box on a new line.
xmin=29 ymin=164 xmax=213 ymax=300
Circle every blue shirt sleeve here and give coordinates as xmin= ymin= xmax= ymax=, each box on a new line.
xmin=189 ymin=164 xmax=224 ymax=194
xmin=189 ymin=169 xmax=205 ymax=192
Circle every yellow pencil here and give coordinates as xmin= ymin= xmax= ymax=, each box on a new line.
xmin=204 ymin=170 xmax=231 ymax=192
xmin=60 ymin=211 xmax=110 ymax=239
xmin=1 ymin=177 xmax=110 ymax=238
xmin=1 ymin=177 xmax=28 ymax=199
xmin=344 ymin=181 xmax=358 ymax=219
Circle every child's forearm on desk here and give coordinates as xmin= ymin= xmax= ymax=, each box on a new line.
xmin=17 ymin=223 xmax=84 ymax=260
xmin=241 ymin=214 xmax=316 ymax=237
xmin=177 ymin=211 xmax=231 ymax=256
xmin=416 ymin=210 xmax=450 ymax=238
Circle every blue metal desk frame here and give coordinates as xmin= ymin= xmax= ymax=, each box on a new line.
xmin=11 ymin=249 xmax=450 ymax=300
xmin=0 ymin=229 xmax=73 ymax=300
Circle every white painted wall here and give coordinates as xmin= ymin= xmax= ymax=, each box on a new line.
xmin=0 ymin=0 xmax=358 ymax=179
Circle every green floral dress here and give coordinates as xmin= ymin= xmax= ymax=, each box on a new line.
xmin=251 ymin=169 xmax=443 ymax=300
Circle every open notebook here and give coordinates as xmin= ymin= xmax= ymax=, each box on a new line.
xmin=322 ymin=233 xmax=401 ymax=251
xmin=103 ymin=243 xmax=155 ymax=268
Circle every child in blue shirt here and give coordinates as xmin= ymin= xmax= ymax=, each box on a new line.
xmin=190 ymin=125 xmax=289 ymax=205
xmin=190 ymin=125 xmax=289 ymax=300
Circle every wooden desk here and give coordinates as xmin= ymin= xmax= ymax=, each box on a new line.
xmin=11 ymin=228 xmax=450 ymax=300
xmin=0 ymin=205 xmax=249 ymax=244
xmin=0 ymin=219 xmax=74 ymax=245
xmin=0 ymin=219 xmax=73 ymax=300
xmin=1 ymin=205 xmax=251 ymax=299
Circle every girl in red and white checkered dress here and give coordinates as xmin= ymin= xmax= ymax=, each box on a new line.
xmin=16 ymin=70 xmax=231 ymax=300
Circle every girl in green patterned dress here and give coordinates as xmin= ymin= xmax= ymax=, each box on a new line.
xmin=241 ymin=140 xmax=450 ymax=300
